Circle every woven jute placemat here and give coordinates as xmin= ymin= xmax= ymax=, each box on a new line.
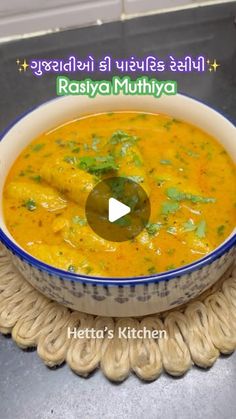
xmin=0 ymin=246 xmax=236 ymax=382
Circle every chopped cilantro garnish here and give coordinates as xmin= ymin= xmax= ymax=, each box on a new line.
xmin=78 ymin=155 xmax=118 ymax=174
xmin=55 ymin=139 xmax=65 ymax=147
xmin=183 ymin=219 xmax=196 ymax=232
xmin=32 ymin=143 xmax=45 ymax=152
xmin=63 ymin=154 xmax=118 ymax=174
xmin=56 ymin=139 xmax=80 ymax=152
xmin=163 ymin=121 xmax=173 ymax=131
xmin=85 ymin=266 xmax=93 ymax=274
xmin=91 ymin=135 xmax=100 ymax=151
xmin=160 ymin=159 xmax=172 ymax=165
xmin=167 ymin=248 xmax=175 ymax=256
xmin=68 ymin=265 xmax=76 ymax=273
xmin=217 ymin=225 xmax=225 ymax=236
xmin=120 ymin=142 xmax=131 ymax=156
xmin=166 ymin=264 xmax=176 ymax=271
xmin=167 ymin=226 xmax=177 ymax=235
xmin=173 ymin=118 xmax=181 ymax=124
xmin=64 ymin=156 xmax=79 ymax=164
xmin=30 ymin=175 xmax=42 ymax=183
xmin=135 ymin=113 xmax=148 ymax=120
xmin=196 ymin=220 xmax=206 ymax=238
xmin=166 ymin=187 xmax=216 ymax=203
xmin=182 ymin=219 xmax=207 ymax=238
xmin=72 ymin=216 xmax=87 ymax=226
xmin=146 ymin=222 xmax=162 ymax=236
xmin=23 ymin=199 xmax=36 ymax=211
xmin=108 ymin=177 xmax=126 ymax=198
xmin=187 ymin=150 xmax=199 ymax=158
xmin=109 ymin=130 xmax=139 ymax=145
xmin=132 ymin=153 xmax=143 ymax=167
xmin=148 ymin=266 xmax=156 ymax=274
xmin=68 ymin=141 xmax=79 ymax=150
xmin=161 ymin=201 xmax=180 ymax=215
xmin=83 ymin=143 xmax=90 ymax=151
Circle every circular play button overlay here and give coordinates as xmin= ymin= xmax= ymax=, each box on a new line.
xmin=85 ymin=177 xmax=150 ymax=242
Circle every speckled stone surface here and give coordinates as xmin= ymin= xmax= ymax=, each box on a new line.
xmin=0 ymin=335 xmax=235 ymax=419
xmin=0 ymin=2 xmax=235 ymax=418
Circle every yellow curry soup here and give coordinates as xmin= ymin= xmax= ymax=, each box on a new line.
xmin=3 ymin=112 xmax=236 ymax=277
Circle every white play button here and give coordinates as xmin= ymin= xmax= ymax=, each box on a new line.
xmin=108 ymin=197 xmax=131 ymax=223
xmin=86 ymin=177 xmax=150 ymax=242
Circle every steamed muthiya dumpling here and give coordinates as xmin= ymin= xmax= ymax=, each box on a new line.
xmin=40 ymin=158 xmax=96 ymax=206
xmin=27 ymin=243 xmax=102 ymax=275
xmin=5 ymin=181 xmax=67 ymax=211
xmin=52 ymin=216 xmax=118 ymax=252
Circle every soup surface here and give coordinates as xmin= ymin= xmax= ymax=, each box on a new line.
xmin=3 ymin=112 xmax=236 ymax=277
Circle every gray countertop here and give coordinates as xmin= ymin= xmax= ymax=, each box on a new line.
xmin=0 ymin=2 xmax=236 ymax=418
xmin=0 ymin=335 xmax=236 ymax=419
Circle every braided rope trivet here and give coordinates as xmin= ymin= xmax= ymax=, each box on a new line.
xmin=0 ymin=247 xmax=236 ymax=382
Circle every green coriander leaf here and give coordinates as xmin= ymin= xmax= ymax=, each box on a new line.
xmin=166 ymin=187 xmax=185 ymax=201
xmin=55 ymin=139 xmax=65 ymax=147
xmin=85 ymin=266 xmax=93 ymax=274
xmin=32 ymin=143 xmax=45 ymax=152
xmin=167 ymin=226 xmax=177 ymax=235
xmin=30 ymin=175 xmax=42 ymax=183
xmin=109 ymin=130 xmax=139 ymax=145
xmin=187 ymin=150 xmax=199 ymax=158
xmin=91 ymin=134 xmax=100 ymax=151
xmin=166 ymin=187 xmax=216 ymax=203
xmin=64 ymin=156 xmax=79 ymax=164
xmin=183 ymin=219 xmax=196 ymax=232
xmin=217 ymin=225 xmax=225 ymax=236
xmin=167 ymin=248 xmax=175 ymax=256
xmin=23 ymin=199 xmax=36 ymax=211
xmin=135 ymin=113 xmax=148 ymax=120
xmin=166 ymin=264 xmax=176 ymax=271
xmin=196 ymin=220 xmax=206 ymax=238
xmin=163 ymin=121 xmax=173 ymax=131
xmin=146 ymin=222 xmax=162 ymax=236
xmin=78 ymin=155 xmax=118 ymax=174
xmin=109 ymin=177 xmax=126 ymax=198
xmin=72 ymin=147 xmax=80 ymax=153
xmin=72 ymin=216 xmax=87 ymax=226
xmin=68 ymin=141 xmax=79 ymax=150
xmin=161 ymin=201 xmax=180 ymax=215
xmin=148 ymin=266 xmax=156 ymax=274
xmin=120 ymin=142 xmax=131 ymax=156
xmin=132 ymin=153 xmax=143 ymax=167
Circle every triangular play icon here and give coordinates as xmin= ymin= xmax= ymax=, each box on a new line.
xmin=108 ymin=198 xmax=131 ymax=223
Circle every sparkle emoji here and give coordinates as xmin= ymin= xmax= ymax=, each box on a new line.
xmin=16 ymin=58 xmax=29 ymax=72
xmin=207 ymin=59 xmax=220 ymax=72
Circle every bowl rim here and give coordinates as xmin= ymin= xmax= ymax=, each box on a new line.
xmin=0 ymin=94 xmax=235 ymax=286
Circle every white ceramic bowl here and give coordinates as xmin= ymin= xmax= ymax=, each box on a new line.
xmin=0 ymin=94 xmax=235 ymax=317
